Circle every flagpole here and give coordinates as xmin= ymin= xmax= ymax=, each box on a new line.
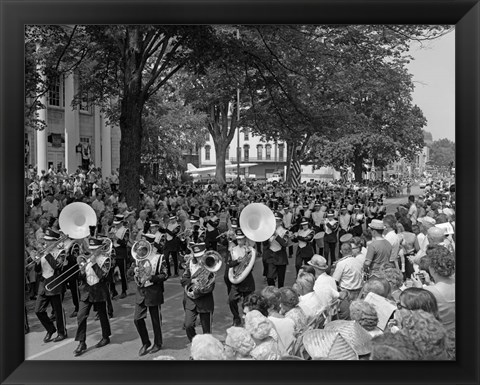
xmin=236 ymin=27 xmax=241 ymax=187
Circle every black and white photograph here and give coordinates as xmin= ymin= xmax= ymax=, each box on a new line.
xmin=21 ymin=24 xmax=459 ymax=362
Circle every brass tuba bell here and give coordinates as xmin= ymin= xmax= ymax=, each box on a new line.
xmin=239 ymin=203 xmax=276 ymax=242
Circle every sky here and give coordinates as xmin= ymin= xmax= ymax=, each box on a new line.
xmin=407 ymin=28 xmax=455 ymax=142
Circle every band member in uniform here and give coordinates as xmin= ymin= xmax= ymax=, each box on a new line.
xmin=311 ymin=202 xmax=325 ymax=255
xmin=160 ymin=214 xmax=182 ymax=277
xmin=149 ymin=220 xmax=164 ymax=254
xmin=377 ymin=199 xmax=386 ymax=220
xmin=110 ymin=214 xmax=129 ymax=298
xmin=366 ymin=199 xmax=378 ymax=225
xmin=204 ymin=209 xmax=220 ymax=251
xmin=73 ymin=237 xmax=112 ymax=356
xmin=323 ymin=210 xmax=339 ymax=266
xmin=180 ymin=243 xmax=216 ymax=342
xmin=227 ymin=229 xmax=256 ymax=326
xmin=263 ymin=212 xmax=289 ymax=288
xmin=338 ymin=206 xmax=351 ymax=241
xmin=349 ymin=205 xmax=364 ymax=237
xmin=33 ymin=229 xmax=68 ymax=343
xmin=293 ymin=218 xmax=315 ymax=275
xmin=132 ymin=234 xmax=169 ymax=356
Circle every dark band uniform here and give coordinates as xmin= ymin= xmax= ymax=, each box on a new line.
xmin=294 ymin=220 xmax=315 ymax=274
xmin=74 ymin=238 xmax=111 ymax=355
xmin=159 ymin=216 xmax=182 ymax=276
xmin=204 ymin=211 xmax=220 ymax=251
xmin=133 ymin=235 xmax=168 ymax=356
xmin=34 ymin=230 xmax=67 ymax=342
xmin=181 ymin=243 xmax=215 ymax=342
xmin=110 ymin=215 xmax=130 ymax=295
xmin=263 ymin=215 xmax=289 ymax=288
xmin=227 ymin=229 xmax=255 ymax=326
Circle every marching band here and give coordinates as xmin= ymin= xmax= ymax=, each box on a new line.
xmin=26 ymin=194 xmax=395 ymax=357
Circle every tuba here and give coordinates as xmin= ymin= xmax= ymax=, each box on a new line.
xmin=239 ymin=203 xmax=276 ymax=243
xmin=59 ymin=202 xmax=97 ymax=239
xmin=185 ymin=250 xmax=222 ymax=299
xmin=131 ymin=240 xmax=153 ymax=287
xmin=228 ymin=246 xmax=256 ymax=284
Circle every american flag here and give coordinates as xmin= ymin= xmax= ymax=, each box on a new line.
xmin=291 ymin=160 xmax=301 ymax=187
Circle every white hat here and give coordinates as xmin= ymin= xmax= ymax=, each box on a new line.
xmin=369 ymin=219 xmax=385 ymax=231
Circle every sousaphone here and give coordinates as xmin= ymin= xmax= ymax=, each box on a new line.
xmin=59 ymin=202 xmax=97 ymax=239
xmin=230 ymin=203 xmax=276 ymax=284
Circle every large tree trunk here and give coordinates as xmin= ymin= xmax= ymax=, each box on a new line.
xmin=214 ymin=140 xmax=227 ymax=186
xmin=354 ymin=155 xmax=364 ymax=183
xmin=118 ymin=28 xmax=144 ymax=209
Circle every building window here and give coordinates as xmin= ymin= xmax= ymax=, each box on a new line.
xmin=48 ymin=76 xmax=64 ymax=107
xmin=205 ymin=145 xmax=211 ymax=161
xmin=266 ymin=144 xmax=272 ymax=160
xmin=244 ymin=129 xmax=249 ymax=141
xmin=243 ymin=144 xmax=250 ymax=161
xmin=257 ymin=145 xmax=263 ymax=160
xmin=278 ymin=144 xmax=284 ymax=161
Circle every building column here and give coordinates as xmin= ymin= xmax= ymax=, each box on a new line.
xmin=94 ymin=106 xmax=102 ymax=168
xmin=35 ymin=42 xmax=47 ymax=176
xmin=64 ymin=72 xmax=77 ymax=174
xmin=101 ymin=113 xmax=112 ymax=179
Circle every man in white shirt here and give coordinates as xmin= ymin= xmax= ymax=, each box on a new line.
xmin=332 ymin=243 xmax=364 ymax=294
xmin=383 ymin=214 xmax=400 ymax=269
xmin=91 ymin=193 xmax=106 ymax=219
xmin=41 ymin=193 xmax=59 ymax=220
xmin=308 ymin=255 xmax=339 ymax=310
xmin=407 ymin=195 xmax=418 ymax=225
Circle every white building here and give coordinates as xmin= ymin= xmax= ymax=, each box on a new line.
xmin=200 ymin=128 xmax=288 ymax=179
xmin=25 ymin=72 xmax=120 ymax=177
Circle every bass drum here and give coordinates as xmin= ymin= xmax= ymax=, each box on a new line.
xmin=228 ymin=247 xmax=256 ymax=284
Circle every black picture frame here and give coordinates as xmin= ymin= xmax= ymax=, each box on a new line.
xmin=1 ymin=1 xmax=478 ymax=384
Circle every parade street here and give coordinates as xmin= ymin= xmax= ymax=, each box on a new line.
xmin=24 ymin=188 xmax=417 ymax=361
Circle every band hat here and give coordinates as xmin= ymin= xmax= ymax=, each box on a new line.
xmin=169 ymin=214 xmax=177 ymax=221
xmin=88 ymin=238 xmax=103 ymax=249
xmin=44 ymin=228 xmax=61 ymax=240
xmin=324 ymin=320 xmax=373 ymax=356
xmin=113 ymin=214 xmax=125 ymax=224
xmin=189 ymin=215 xmax=199 ymax=223
xmin=123 ymin=210 xmax=136 ymax=219
xmin=417 ymin=216 xmax=436 ymax=226
xmin=274 ymin=212 xmax=283 ymax=220
xmin=235 ymin=229 xmax=246 ymax=239
xmin=302 ymin=329 xmax=358 ymax=360
xmin=368 ymin=219 xmax=385 ymax=231
xmin=192 ymin=243 xmax=206 ymax=257
xmin=340 ymin=206 xmax=347 ymax=211
xmin=300 ymin=218 xmax=309 ymax=225
xmin=327 ymin=210 xmax=335 ymax=217
xmin=142 ymin=233 xmax=156 ymax=243
xmin=308 ymin=255 xmax=328 ymax=270
xmin=150 ymin=220 xmax=160 ymax=227
xmin=230 ymin=218 xmax=239 ymax=228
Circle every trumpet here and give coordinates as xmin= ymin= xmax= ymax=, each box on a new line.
xmin=25 ymin=234 xmax=69 ymax=268
xmin=177 ymin=228 xmax=193 ymax=242
xmin=45 ymin=238 xmax=113 ymax=292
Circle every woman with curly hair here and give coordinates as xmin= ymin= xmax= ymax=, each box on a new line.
xmin=398 ymin=309 xmax=449 ymax=360
xmin=412 ymin=245 xmax=455 ymax=332
xmin=260 ymin=286 xmax=295 ymax=355
xmin=379 ymin=263 xmax=404 ymax=302
xmin=370 ymin=331 xmax=422 ymax=360
xmin=293 ymin=271 xmax=324 ymax=322
xmin=242 ymin=293 xmax=269 ymax=317
xmin=278 ymin=287 xmax=308 ymax=336
xmin=349 ymin=300 xmax=382 ymax=337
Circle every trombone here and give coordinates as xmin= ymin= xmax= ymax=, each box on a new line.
xmin=45 ymin=238 xmax=113 ymax=292
xmin=25 ymin=234 xmax=69 ymax=269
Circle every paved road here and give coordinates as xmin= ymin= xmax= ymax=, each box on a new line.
xmin=25 ymin=184 xmax=423 ymax=360
xmin=25 ymin=249 xmax=299 ymax=361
